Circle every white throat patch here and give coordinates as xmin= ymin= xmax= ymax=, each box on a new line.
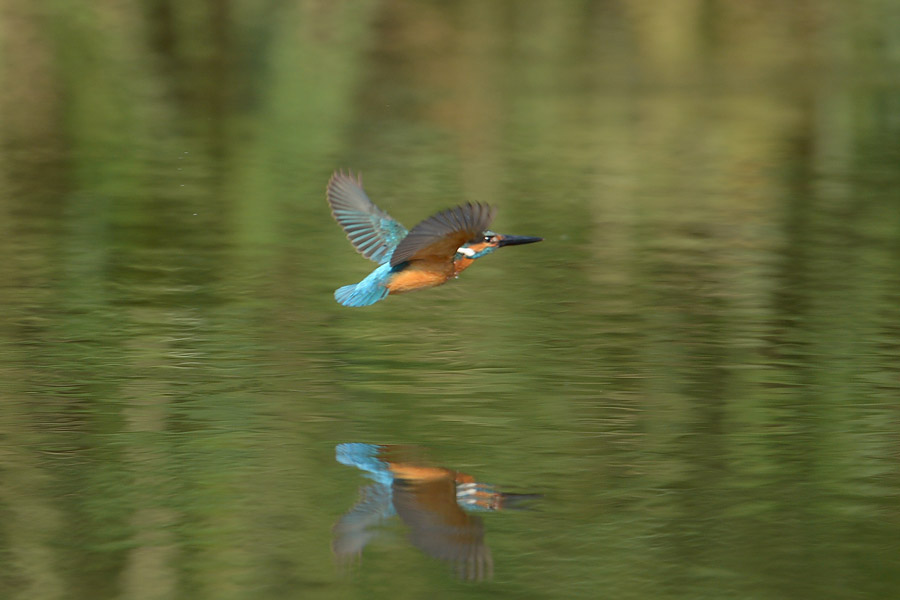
xmin=457 ymin=246 xmax=476 ymax=257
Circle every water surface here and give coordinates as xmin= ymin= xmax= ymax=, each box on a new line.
xmin=1 ymin=2 xmax=899 ymax=599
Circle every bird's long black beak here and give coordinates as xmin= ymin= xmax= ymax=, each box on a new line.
xmin=497 ymin=234 xmax=543 ymax=247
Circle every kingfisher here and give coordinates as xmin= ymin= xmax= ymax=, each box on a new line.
xmin=327 ymin=171 xmax=542 ymax=307
xmin=333 ymin=443 xmax=539 ymax=580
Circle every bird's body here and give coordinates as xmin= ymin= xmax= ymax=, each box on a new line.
xmin=386 ymin=257 xmax=475 ymax=292
xmin=327 ymin=171 xmax=541 ymax=306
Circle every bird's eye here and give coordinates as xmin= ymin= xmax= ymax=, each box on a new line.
xmin=483 ymin=235 xmax=493 ymax=243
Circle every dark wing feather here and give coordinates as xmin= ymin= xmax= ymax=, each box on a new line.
xmin=391 ymin=477 xmax=493 ymax=581
xmin=389 ymin=203 xmax=496 ymax=267
xmin=327 ymin=171 xmax=408 ymax=264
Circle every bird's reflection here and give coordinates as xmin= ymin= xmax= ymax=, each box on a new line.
xmin=333 ymin=443 xmax=538 ymax=581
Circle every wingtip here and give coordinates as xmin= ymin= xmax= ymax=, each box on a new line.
xmin=326 ymin=169 xmax=367 ymax=213
xmin=437 ymin=202 xmax=497 ymax=226
xmin=329 ymin=168 xmax=362 ymax=186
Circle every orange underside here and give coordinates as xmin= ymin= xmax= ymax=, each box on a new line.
xmin=386 ymin=258 xmax=475 ymax=294
xmin=388 ymin=463 xmax=454 ymax=482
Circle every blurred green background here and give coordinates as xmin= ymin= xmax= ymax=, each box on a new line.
xmin=1 ymin=1 xmax=899 ymax=598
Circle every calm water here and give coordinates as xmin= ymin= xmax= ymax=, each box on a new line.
xmin=2 ymin=2 xmax=900 ymax=599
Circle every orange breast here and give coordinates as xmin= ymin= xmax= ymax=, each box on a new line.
xmin=386 ymin=261 xmax=455 ymax=294
xmin=452 ymin=257 xmax=475 ymax=276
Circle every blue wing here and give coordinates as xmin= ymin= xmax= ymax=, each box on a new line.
xmin=327 ymin=171 xmax=408 ymax=264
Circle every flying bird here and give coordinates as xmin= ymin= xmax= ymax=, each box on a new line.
xmin=327 ymin=171 xmax=542 ymax=306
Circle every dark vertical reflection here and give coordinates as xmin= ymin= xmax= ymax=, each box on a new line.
xmin=0 ymin=1 xmax=68 ymax=218
xmin=0 ymin=4 xmax=72 ymax=594
xmin=765 ymin=90 xmax=821 ymax=598
xmin=207 ymin=0 xmax=232 ymax=161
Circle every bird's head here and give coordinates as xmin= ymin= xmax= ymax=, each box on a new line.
xmin=456 ymin=231 xmax=543 ymax=260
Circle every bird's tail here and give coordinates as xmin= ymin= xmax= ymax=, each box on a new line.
xmin=334 ymin=282 xmax=389 ymax=307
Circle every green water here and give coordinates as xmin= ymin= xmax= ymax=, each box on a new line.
xmin=2 ymin=1 xmax=899 ymax=599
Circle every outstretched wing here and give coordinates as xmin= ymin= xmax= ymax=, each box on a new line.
xmin=389 ymin=203 xmax=496 ymax=268
xmin=332 ymin=483 xmax=394 ymax=567
xmin=327 ymin=171 xmax=408 ymax=264
xmin=391 ymin=476 xmax=493 ymax=581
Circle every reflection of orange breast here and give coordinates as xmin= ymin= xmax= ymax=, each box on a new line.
xmin=386 ymin=261 xmax=455 ymax=294
xmin=388 ymin=463 xmax=454 ymax=482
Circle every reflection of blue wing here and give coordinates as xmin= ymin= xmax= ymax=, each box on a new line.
xmin=336 ymin=443 xmax=394 ymax=485
xmin=332 ymin=483 xmax=394 ymax=565
xmin=327 ymin=171 xmax=408 ymax=264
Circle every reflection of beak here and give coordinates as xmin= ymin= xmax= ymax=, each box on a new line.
xmin=497 ymin=235 xmax=543 ymax=247
xmin=494 ymin=492 xmax=542 ymax=510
